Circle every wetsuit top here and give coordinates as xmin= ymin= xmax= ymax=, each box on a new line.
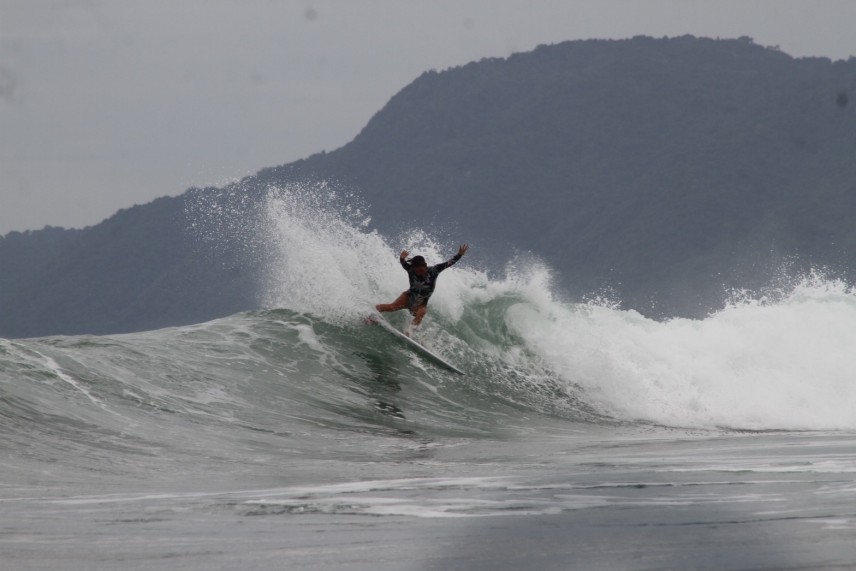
xmin=401 ymin=253 xmax=462 ymax=309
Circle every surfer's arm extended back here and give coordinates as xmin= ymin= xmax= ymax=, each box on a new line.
xmin=432 ymin=253 xmax=462 ymax=274
xmin=432 ymin=244 xmax=469 ymax=274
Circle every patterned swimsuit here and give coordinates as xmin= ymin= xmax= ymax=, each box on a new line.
xmin=401 ymin=253 xmax=462 ymax=310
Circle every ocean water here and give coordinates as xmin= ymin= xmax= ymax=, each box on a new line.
xmin=2 ymin=185 xmax=855 ymax=570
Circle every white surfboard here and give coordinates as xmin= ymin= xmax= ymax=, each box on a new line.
xmin=371 ymin=313 xmax=464 ymax=375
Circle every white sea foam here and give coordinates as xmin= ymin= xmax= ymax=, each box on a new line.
xmin=505 ymin=276 xmax=856 ymax=431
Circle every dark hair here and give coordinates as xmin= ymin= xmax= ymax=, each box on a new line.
xmin=410 ymin=255 xmax=427 ymax=267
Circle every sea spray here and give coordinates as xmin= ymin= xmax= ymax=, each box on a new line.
xmin=260 ymin=181 xmax=492 ymax=325
xmin=504 ymin=275 xmax=856 ymax=430
xmin=260 ymin=181 xmax=383 ymax=320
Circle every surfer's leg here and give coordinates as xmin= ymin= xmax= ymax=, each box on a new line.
xmin=410 ymin=303 xmax=427 ymax=327
xmin=376 ymin=291 xmax=409 ymax=313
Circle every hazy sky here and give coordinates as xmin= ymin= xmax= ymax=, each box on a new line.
xmin=3 ymin=0 xmax=856 ymax=234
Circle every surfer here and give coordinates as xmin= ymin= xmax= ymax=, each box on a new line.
xmin=376 ymin=244 xmax=469 ymax=329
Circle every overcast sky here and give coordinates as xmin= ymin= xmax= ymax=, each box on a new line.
xmin=3 ymin=0 xmax=856 ymax=234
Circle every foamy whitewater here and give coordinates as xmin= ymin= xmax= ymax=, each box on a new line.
xmin=2 ymin=183 xmax=856 ymax=570
xmin=259 ymin=183 xmax=856 ymax=432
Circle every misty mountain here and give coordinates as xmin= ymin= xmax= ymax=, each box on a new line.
xmin=3 ymin=35 xmax=856 ymax=337
xmin=0 ymin=193 xmax=265 ymax=337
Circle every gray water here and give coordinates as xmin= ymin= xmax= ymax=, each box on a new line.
xmin=2 ymin=307 xmax=855 ymax=570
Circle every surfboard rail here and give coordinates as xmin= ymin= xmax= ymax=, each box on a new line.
xmin=370 ymin=313 xmax=464 ymax=375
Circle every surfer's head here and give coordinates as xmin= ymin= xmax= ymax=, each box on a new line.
xmin=410 ymin=255 xmax=428 ymax=275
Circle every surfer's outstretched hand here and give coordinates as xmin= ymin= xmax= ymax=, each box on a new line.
xmin=458 ymin=244 xmax=469 ymax=257
xmin=400 ymin=250 xmax=409 ymax=260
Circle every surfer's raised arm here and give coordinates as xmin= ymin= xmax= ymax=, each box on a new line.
xmin=448 ymin=243 xmax=469 ymax=266
xmin=432 ymin=243 xmax=469 ymax=273
xmin=376 ymin=243 xmax=470 ymax=330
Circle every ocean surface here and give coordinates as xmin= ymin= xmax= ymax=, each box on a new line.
xmin=3 ymin=187 xmax=856 ymax=570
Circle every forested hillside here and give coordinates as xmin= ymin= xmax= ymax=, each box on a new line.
xmin=3 ymin=36 xmax=856 ymax=337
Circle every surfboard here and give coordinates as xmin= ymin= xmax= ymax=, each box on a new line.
xmin=370 ymin=313 xmax=464 ymax=375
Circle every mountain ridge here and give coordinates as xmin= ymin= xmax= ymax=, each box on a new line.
xmin=3 ymin=35 xmax=856 ymax=337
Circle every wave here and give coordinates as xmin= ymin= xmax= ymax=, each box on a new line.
xmin=256 ymin=182 xmax=856 ymax=431
xmin=2 ymin=183 xmax=854 ymax=473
